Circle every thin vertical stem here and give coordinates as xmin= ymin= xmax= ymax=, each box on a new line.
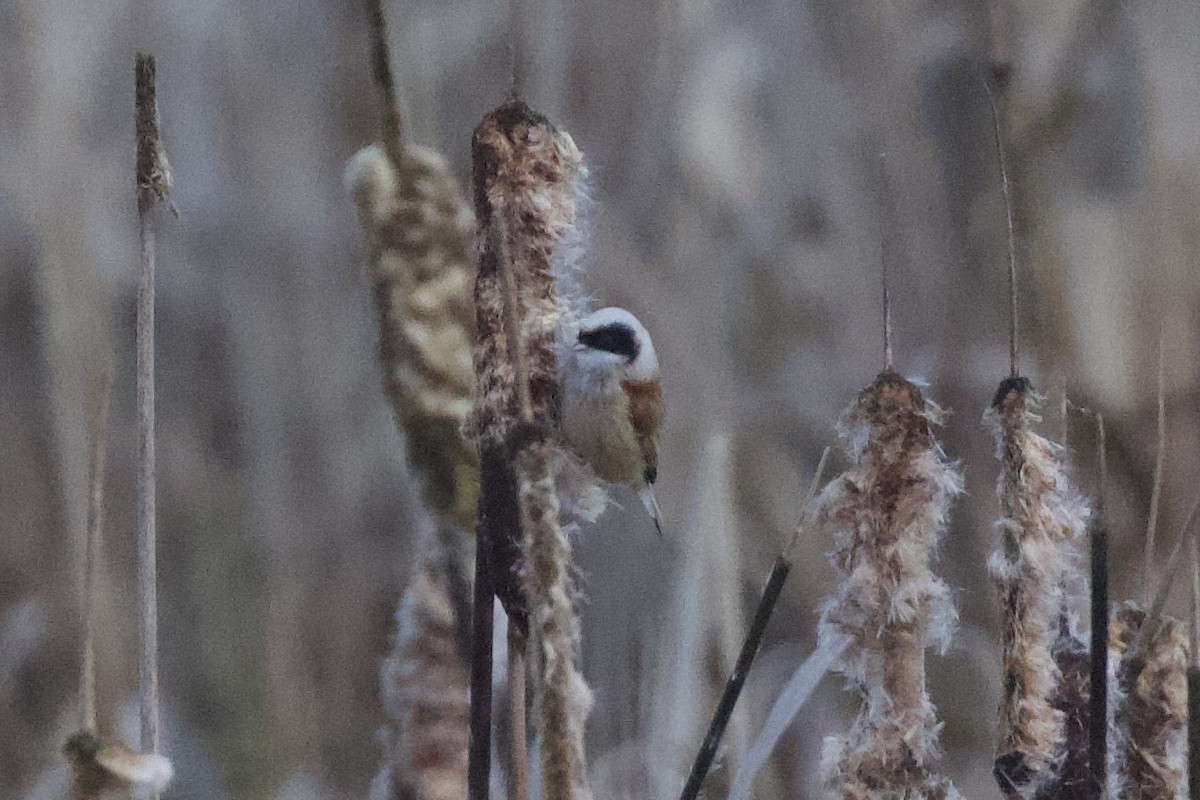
xmin=983 ymin=78 xmax=1019 ymax=379
xmin=509 ymin=0 xmax=528 ymax=100
xmin=1089 ymin=412 xmax=1108 ymax=800
xmin=82 ymin=364 xmax=112 ymax=733
xmin=679 ymin=451 xmax=831 ymax=800
xmin=1189 ymin=539 xmax=1200 ymax=800
xmin=136 ymin=53 xmax=169 ymax=784
xmin=878 ymin=155 xmax=894 ymax=372
xmin=367 ymin=0 xmax=405 ymax=167
xmin=1144 ymin=328 xmax=1166 ymax=604
xmin=507 ymin=627 xmax=528 ymax=800
xmin=468 ymin=562 xmax=495 ymax=800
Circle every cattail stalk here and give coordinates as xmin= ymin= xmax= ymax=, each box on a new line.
xmin=1189 ymin=539 xmax=1200 ymax=800
xmin=987 ymin=378 xmax=1089 ymax=796
xmin=471 ymin=99 xmax=592 ymax=800
xmin=1090 ymin=412 xmax=1109 ymax=800
xmin=817 ymin=371 xmax=963 ymax=799
xmin=81 ymin=364 xmax=112 ymax=733
xmin=1144 ymin=329 xmax=1166 ymax=604
xmin=678 ymin=447 xmax=831 ymax=800
xmin=346 ymin=4 xmax=478 ymax=797
xmin=135 ymin=54 xmax=170 ymax=782
xmin=374 ymin=565 xmax=471 ymax=800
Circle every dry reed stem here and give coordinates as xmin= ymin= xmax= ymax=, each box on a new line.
xmin=1144 ymin=329 xmax=1166 ymax=605
xmin=346 ymin=7 xmax=481 ymax=796
xmin=986 ymin=378 xmax=1090 ymax=795
xmin=1190 ymin=541 xmax=1200 ymax=799
xmin=374 ymin=564 xmax=471 ymax=800
xmin=507 ymin=625 xmax=528 ymax=800
xmin=514 ymin=441 xmax=593 ymax=800
xmin=135 ymin=54 xmax=169 ymax=786
xmin=817 ymin=371 xmax=963 ymax=800
xmin=470 ymin=98 xmax=592 ymax=800
xmin=81 ymin=361 xmax=112 ymax=733
xmin=1110 ymin=603 xmax=1189 ymax=800
xmin=1090 ymin=412 xmax=1110 ymax=800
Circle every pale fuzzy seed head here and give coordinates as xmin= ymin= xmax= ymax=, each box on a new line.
xmin=984 ymin=382 xmax=1091 ymax=791
xmin=377 ymin=566 xmax=470 ymax=800
xmin=817 ymin=372 xmax=963 ymax=799
xmin=1108 ymin=602 xmax=1189 ymax=800
xmin=345 ymin=140 xmax=479 ymax=534
xmin=471 ymin=101 xmax=608 ymax=633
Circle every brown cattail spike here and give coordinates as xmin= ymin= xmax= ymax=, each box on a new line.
xmin=986 ymin=378 xmax=1090 ymax=796
xmin=471 ymin=98 xmax=584 ymax=634
xmin=1110 ymin=603 xmax=1189 ymax=799
xmin=375 ymin=564 xmax=471 ymax=800
xmin=817 ymin=371 xmax=963 ymax=799
xmin=470 ymin=98 xmax=592 ymax=800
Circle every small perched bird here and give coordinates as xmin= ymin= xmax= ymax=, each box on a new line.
xmin=561 ymin=307 xmax=664 ymax=534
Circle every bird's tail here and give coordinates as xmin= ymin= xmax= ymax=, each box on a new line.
xmin=639 ymin=486 xmax=664 ymax=537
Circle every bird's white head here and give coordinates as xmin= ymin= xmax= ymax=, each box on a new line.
xmin=573 ymin=307 xmax=660 ymax=383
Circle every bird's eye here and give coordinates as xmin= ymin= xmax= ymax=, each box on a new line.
xmin=579 ymin=324 xmax=639 ymax=361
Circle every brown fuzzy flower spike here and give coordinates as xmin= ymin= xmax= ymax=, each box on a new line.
xmin=985 ymin=377 xmax=1090 ymax=796
xmin=817 ymin=371 xmax=964 ymax=800
xmin=345 ymin=143 xmax=479 ymax=535
xmin=1110 ymin=602 xmax=1189 ymax=800
xmin=470 ymin=98 xmax=596 ymax=800
xmin=373 ymin=564 xmax=471 ymax=800
xmin=470 ymin=99 xmax=587 ymax=635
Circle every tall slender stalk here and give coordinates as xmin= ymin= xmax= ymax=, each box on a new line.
xmin=1089 ymin=412 xmax=1108 ymax=800
xmin=1143 ymin=328 xmax=1166 ymax=604
xmin=678 ymin=447 xmax=830 ymax=800
xmin=81 ymin=363 xmax=112 ymax=733
xmin=135 ymin=55 xmax=170 ymax=777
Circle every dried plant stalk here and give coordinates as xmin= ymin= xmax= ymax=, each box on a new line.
xmin=81 ymin=363 xmax=112 ymax=734
xmin=514 ymin=440 xmax=593 ymax=800
xmin=135 ymin=53 xmax=170 ymax=793
xmin=986 ymin=378 xmax=1090 ymax=795
xmin=373 ymin=562 xmax=471 ymax=800
xmin=346 ymin=6 xmax=477 ymax=797
xmin=817 ymin=371 xmax=963 ymax=800
xmin=1110 ymin=602 xmax=1189 ymax=800
xmin=471 ymin=98 xmax=592 ymax=800
xmin=470 ymin=99 xmax=586 ymax=632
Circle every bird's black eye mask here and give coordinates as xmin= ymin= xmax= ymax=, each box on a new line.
xmin=578 ymin=323 xmax=639 ymax=361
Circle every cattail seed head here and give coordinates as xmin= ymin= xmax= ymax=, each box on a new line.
xmin=817 ymin=371 xmax=963 ymax=800
xmin=985 ymin=379 xmax=1090 ymax=795
xmin=471 ymin=100 xmax=588 ymax=635
xmin=345 ymin=143 xmax=479 ymax=533
xmin=1110 ymin=602 xmax=1189 ymax=800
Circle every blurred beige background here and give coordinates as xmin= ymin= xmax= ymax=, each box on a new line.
xmin=4 ymin=0 xmax=1200 ymax=798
